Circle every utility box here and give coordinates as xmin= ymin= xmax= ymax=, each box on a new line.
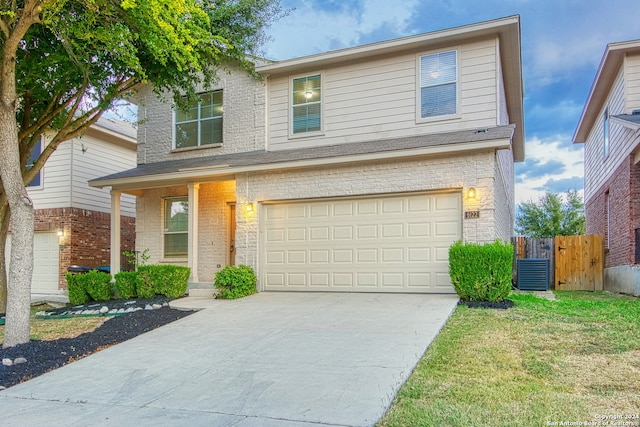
xmin=517 ymin=258 xmax=550 ymax=291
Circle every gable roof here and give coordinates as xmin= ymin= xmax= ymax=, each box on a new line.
xmin=257 ymin=15 xmax=524 ymax=162
xmin=90 ymin=125 xmax=514 ymax=192
xmin=573 ymin=40 xmax=640 ymax=144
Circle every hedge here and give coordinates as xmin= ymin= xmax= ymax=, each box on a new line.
xmin=66 ymin=270 xmax=113 ymax=305
xmin=214 ymin=265 xmax=257 ymax=299
xmin=448 ymin=240 xmax=513 ymax=302
xmin=136 ymin=265 xmax=190 ymax=298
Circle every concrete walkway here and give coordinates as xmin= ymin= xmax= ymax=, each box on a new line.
xmin=1 ymin=292 xmax=459 ymax=427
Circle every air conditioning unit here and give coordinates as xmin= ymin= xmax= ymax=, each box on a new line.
xmin=517 ymin=258 xmax=550 ymax=291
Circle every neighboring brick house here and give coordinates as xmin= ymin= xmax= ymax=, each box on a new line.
xmin=5 ymin=118 xmax=137 ymax=295
xmin=573 ymin=40 xmax=640 ymax=296
xmin=92 ymin=16 xmax=524 ymax=295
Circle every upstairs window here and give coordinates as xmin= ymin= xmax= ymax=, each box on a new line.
xmin=603 ymin=107 xmax=610 ymax=157
xmin=27 ymin=138 xmax=42 ymax=188
xmin=175 ymin=91 xmax=223 ymax=149
xmin=419 ymin=50 xmax=458 ymax=118
xmin=292 ymin=74 xmax=321 ymax=134
xmin=164 ymin=197 xmax=188 ymax=258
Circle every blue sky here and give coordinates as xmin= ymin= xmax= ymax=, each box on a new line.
xmin=261 ymin=0 xmax=640 ymax=204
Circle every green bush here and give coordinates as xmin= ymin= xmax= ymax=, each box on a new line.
xmin=66 ymin=272 xmax=90 ymax=305
xmin=449 ymin=240 xmax=514 ymax=302
xmin=214 ymin=265 xmax=257 ymax=299
xmin=115 ymin=271 xmax=138 ymax=299
xmin=82 ymin=270 xmax=114 ymax=301
xmin=66 ymin=270 xmax=113 ymax=304
xmin=136 ymin=265 xmax=190 ymax=298
xmin=136 ymin=266 xmax=155 ymax=298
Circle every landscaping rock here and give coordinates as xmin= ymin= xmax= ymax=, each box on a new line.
xmin=152 ymin=304 xmax=162 ymax=310
xmin=99 ymin=306 xmax=109 ymax=314
xmin=14 ymin=357 xmax=27 ymax=365
xmin=2 ymin=358 xmax=13 ymax=366
xmin=144 ymin=304 xmax=153 ymax=310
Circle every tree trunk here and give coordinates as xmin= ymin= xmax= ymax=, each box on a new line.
xmin=0 ymin=202 xmax=9 ymax=314
xmin=0 ymin=101 xmax=34 ymax=348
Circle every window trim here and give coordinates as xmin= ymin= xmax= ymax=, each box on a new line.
xmin=162 ymin=196 xmax=189 ymax=259
xmin=27 ymin=137 xmax=44 ymax=189
xmin=603 ymin=107 xmax=610 ymax=158
xmin=289 ymin=72 xmax=324 ymax=139
xmin=172 ymin=90 xmax=224 ymax=151
xmin=416 ymin=48 xmax=461 ymax=123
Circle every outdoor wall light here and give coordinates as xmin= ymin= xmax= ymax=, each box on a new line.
xmin=57 ymin=229 xmax=64 ymax=237
xmin=467 ymin=188 xmax=476 ymax=199
xmin=245 ymin=203 xmax=254 ymax=213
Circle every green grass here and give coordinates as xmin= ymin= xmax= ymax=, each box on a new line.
xmin=378 ymin=291 xmax=640 ymax=427
xmin=0 ymin=304 xmax=106 ymax=343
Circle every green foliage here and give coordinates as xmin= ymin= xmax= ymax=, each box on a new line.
xmin=136 ymin=265 xmax=191 ymax=298
xmin=66 ymin=271 xmax=113 ymax=304
xmin=83 ymin=271 xmax=114 ymax=301
xmin=114 ymin=271 xmax=138 ymax=299
xmin=135 ymin=267 xmax=156 ymax=299
xmin=515 ymin=190 xmax=585 ymax=237
xmin=449 ymin=240 xmax=513 ymax=302
xmin=123 ymin=248 xmax=150 ymax=270
xmin=66 ymin=272 xmax=90 ymax=306
xmin=214 ymin=265 xmax=257 ymax=299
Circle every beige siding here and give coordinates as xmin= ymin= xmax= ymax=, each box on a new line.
xmin=137 ymin=68 xmax=266 ymax=164
xmin=584 ymin=67 xmax=627 ymax=201
xmin=27 ymin=140 xmax=73 ymax=209
xmin=625 ymin=53 xmax=640 ymax=112
xmin=70 ymin=136 xmax=136 ymax=216
xmin=266 ymin=38 xmax=500 ymax=151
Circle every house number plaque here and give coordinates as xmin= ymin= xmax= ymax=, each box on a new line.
xmin=465 ymin=211 xmax=480 ymax=219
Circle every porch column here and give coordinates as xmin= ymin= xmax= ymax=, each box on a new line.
xmin=110 ymin=189 xmax=121 ymax=280
xmin=187 ymin=183 xmax=199 ymax=282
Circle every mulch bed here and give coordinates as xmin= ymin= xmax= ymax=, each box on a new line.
xmin=457 ymin=299 xmax=515 ymax=309
xmin=0 ymin=302 xmax=195 ymax=389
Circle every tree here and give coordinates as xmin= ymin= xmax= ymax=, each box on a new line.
xmin=515 ymin=190 xmax=586 ymax=237
xmin=0 ymin=0 xmax=284 ymax=348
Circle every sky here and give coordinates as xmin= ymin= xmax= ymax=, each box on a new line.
xmin=259 ymin=0 xmax=640 ymax=205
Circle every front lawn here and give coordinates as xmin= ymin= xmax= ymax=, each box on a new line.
xmin=378 ymin=291 xmax=640 ymax=426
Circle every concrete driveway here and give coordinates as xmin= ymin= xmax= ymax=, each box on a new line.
xmin=0 ymin=292 xmax=458 ymax=427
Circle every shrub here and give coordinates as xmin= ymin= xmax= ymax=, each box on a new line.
xmin=115 ymin=271 xmax=138 ymax=299
xmin=214 ymin=265 xmax=257 ymax=300
xmin=82 ymin=270 xmax=114 ymax=301
xmin=136 ymin=266 xmax=155 ymax=299
xmin=66 ymin=272 xmax=90 ymax=305
xmin=449 ymin=240 xmax=513 ymax=302
xmin=136 ymin=265 xmax=191 ymax=298
xmin=66 ymin=270 xmax=113 ymax=304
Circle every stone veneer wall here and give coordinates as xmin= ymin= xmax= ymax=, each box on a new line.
xmin=34 ymin=208 xmax=135 ymax=289
xmin=234 ymin=151 xmax=503 ymax=272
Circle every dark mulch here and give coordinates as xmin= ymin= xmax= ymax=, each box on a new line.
xmin=0 ymin=303 xmax=195 ymax=389
xmin=457 ymin=299 xmax=515 ymax=309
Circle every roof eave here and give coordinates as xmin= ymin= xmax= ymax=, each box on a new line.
xmin=573 ymin=40 xmax=640 ymax=144
xmin=90 ymin=138 xmax=512 ymax=192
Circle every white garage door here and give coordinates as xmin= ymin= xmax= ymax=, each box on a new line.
xmin=5 ymin=232 xmax=60 ymax=293
xmin=261 ymin=192 xmax=462 ymax=293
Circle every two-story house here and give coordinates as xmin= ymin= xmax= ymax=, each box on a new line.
xmin=574 ymin=40 xmax=640 ymax=296
xmin=91 ymin=16 xmax=524 ymax=295
xmin=6 ymin=118 xmax=137 ymax=295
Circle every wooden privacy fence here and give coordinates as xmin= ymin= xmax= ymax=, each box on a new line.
xmin=512 ymin=235 xmax=604 ymax=291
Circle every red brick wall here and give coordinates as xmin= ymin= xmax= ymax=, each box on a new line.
xmin=585 ymin=156 xmax=635 ymax=267
xmin=34 ymin=208 xmax=135 ymax=289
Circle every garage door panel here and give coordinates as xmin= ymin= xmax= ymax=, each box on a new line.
xmin=261 ymin=192 xmax=461 ymax=293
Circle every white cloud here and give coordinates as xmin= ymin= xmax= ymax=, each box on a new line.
xmin=264 ymin=0 xmax=420 ymax=60
xmin=515 ymin=135 xmax=584 ymax=204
